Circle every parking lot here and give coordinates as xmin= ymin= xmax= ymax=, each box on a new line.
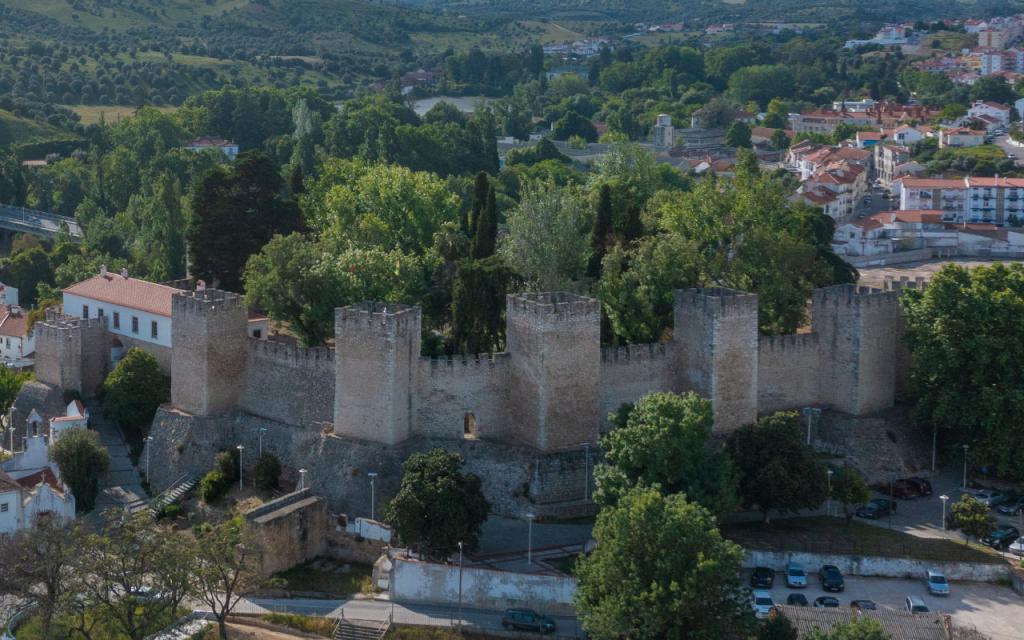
xmin=749 ymin=572 xmax=1023 ymax=640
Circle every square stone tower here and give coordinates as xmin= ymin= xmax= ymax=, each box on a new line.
xmin=673 ymin=288 xmax=759 ymax=432
xmin=334 ymin=303 xmax=421 ymax=445
xmin=170 ymin=289 xmax=248 ymax=416
xmin=506 ymin=292 xmax=601 ymax=452
xmin=811 ymin=284 xmax=901 ymax=414
xmin=34 ymin=311 xmax=108 ymax=397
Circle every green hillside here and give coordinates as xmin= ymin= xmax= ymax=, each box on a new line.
xmin=0 ymin=108 xmax=69 ymax=146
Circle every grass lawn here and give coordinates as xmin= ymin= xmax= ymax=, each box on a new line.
xmin=272 ymin=559 xmax=374 ymax=597
xmin=721 ymin=516 xmax=1003 ymax=564
xmin=67 ymin=105 xmax=176 ymax=126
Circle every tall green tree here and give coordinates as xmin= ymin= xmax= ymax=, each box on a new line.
xmin=575 ymin=487 xmax=753 ymax=640
xmin=594 ymin=392 xmax=739 ymax=516
xmin=948 ymin=495 xmax=994 ymax=545
xmin=587 ymin=185 xmax=614 ymax=279
xmin=451 ymin=256 xmax=514 ymax=353
xmin=383 ymin=449 xmax=490 ymax=559
xmin=187 ymin=151 xmax=302 ymax=292
xmin=190 ymin=518 xmax=263 ymax=640
xmin=466 ymin=171 xmax=490 ymax=235
xmin=50 ymin=428 xmax=112 ymax=513
xmin=726 ymin=412 xmax=829 ymax=522
xmin=102 ymin=348 xmax=169 ymax=431
xmin=829 ymin=465 xmax=870 ymax=525
xmin=726 ymin=121 xmax=752 ymax=148
xmin=471 ymin=186 xmax=498 ymax=259
xmin=901 ymin=264 xmax=1024 ymax=479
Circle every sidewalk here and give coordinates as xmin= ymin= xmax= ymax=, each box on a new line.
xmin=83 ymin=404 xmax=147 ymax=527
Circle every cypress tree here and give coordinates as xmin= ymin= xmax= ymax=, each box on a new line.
xmin=587 ymin=184 xmax=614 ymax=279
xmin=624 ymin=204 xmax=644 ymax=244
xmin=289 ymin=163 xmax=305 ymax=195
xmin=471 ymin=185 xmax=497 ymax=259
xmin=465 ymin=171 xmax=489 ymax=235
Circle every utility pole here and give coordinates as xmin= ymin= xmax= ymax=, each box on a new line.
xmin=368 ymin=472 xmax=378 ymax=521
xmin=237 ymin=445 xmax=244 ymax=491
xmin=457 ymin=541 xmax=464 ymax=633
xmin=582 ymin=442 xmax=591 ymax=502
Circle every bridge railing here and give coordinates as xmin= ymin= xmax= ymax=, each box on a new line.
xmin=0 ymin=203 xmax=82 ymax=238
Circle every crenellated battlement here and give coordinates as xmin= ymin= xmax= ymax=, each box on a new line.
xmin=758 ymin=332 xmax=820 ymax=353
xmin=248 ymin=338 xmax=335 ymax=366
xmin=812 ymin=283 xmax=900 ymax=308
xmin=507 ymin=292 xmax=600 ymax=322
xmin=675 ymin=287 xmax=759 ymax=317
xmin=336 ymin=302 xmax=420 ymax=336
xmin=172 ymin=288 xmax=244 ymax=315
xmin=600 ymin=342 xmax=670 ymax=364
xmin=35 ymin=312 xmax=105 ymax=338
xmin=423 ymin=352 xmax=510 ymax=376
xmin=883 ymin=275 xmax=929 ymax=292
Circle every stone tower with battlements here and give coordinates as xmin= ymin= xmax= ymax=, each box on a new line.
xmin=34 ymin=310 xmax=107 ymax=397
xmin=170 ymin=289 xmax=248 ymax=416
xmin=506 ymin=292 xmax=601 ymax=451
xmin=673 ymin=288 xmax=759 ymax=432
xmin=334 ymin=303 xmax=422 ymax=445
xmin=812 ymin=284 xmax=901 ymax=415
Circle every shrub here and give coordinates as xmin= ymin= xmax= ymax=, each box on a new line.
xmin=199 ymin=470 xmax=231 ymax=503
xmin=102 ymin=348 xmax=169 ymax=429
xmin=160 ymin=503 xmax=182 ymax=520
xmin=254 ymin=453 xmax=282 ymax=491
xmin=50 ymin=428 xmax=111 ymax=513
xmin=261 ymin=613 xmax=334 ymax=636
xmin=215 ymin=448 xmax=240 ymax=482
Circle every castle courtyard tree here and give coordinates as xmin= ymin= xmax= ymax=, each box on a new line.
xmin=50 ymin=428 xmax=111 ymax=513
xmin=575 ymin=487 xmax=753 ymax=640
xmin=726 ymin=412 xmax=829 ymax=522
xmin=829 ymin=464 xmax=870 ymax=524
xmin=594 ymin=391 xmax=738 ymax=516
xmin=102 ymin=348 xmax=169 ymax=432
xmin=383 ymin=449 xmax=490 ymax=559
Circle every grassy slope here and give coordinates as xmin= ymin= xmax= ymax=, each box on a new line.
xmin=0 ymin=109 xmax=68 ymax=144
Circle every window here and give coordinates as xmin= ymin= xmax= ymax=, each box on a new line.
xmin=113 ymin=312 xmax=120 ymax=329
xmin=252 ymin=329 xmax=262 ymax=339
xmin=82 ymin=304 xmax=89 ymax=319
xmin=98 ymin=308 xmax=104 ymax=319
xmin=131 ymin=316 xmax=139 ymax=334
xmin=0 ymin=503 xmax=7 ymax=513
xmin=151 ymin=321 xmax=158 ymax=339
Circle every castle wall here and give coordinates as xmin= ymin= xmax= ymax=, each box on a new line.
xmin=414 ymin=354 xmax=511 ymax=441
xmin=114 ymin=334 xmax=172 ymax=374
xmin=757 ymin=333 xmax=821 ymax=414
xmin=598 ymin=343 xmax=674 ymax=429
xmin=241 ymin=339 xmax=335 ymax=428
xmin=33 ymin=314 xmax=108 ymax=398
xmin=506 ymin=293 xmax=601 ymax=452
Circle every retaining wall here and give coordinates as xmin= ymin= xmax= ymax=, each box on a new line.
xmin=743 ymin=549 xmax=1010 ymax=582
xmin=390 ymin=558 xmax=577 ymax=615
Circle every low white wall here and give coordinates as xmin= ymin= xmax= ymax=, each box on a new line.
xmin=346 ymin=517 xmax=392 ymax=543
xmin=390 ymin=558 xmax=577 ymax=614
xmin=744 ymin=550 xmax=1010 ymax=582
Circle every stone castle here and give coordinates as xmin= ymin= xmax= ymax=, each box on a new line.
xmin=25 ymin=279 xmax=917 ymax=516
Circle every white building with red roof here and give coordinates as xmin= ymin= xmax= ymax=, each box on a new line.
xmin=62 ymin=267 xmax=183 ymax=371
xmin=0 ymin=411 xmax=77 ymax=534
xmin=898 ymin=176 xmax=1024 ymax=224
xmin=967 ymin=100 xmax=1011 ymax=127
xmin=0 ymin=304 xmax=33 ymax=361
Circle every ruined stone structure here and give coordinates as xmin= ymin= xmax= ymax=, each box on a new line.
xmin=28 ymin=281 xmax=913 ymax=515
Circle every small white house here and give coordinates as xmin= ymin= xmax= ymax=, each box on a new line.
xmin=49 ymin=400 xmax=89 ymax=442
xmin=0 ymin=305 xmax=34 ymax=361
xmin=0 ymin=434 xmax=76 ymax=535
xmin=184 ymin=137 xmax=239 ymax=161
xmin=967 ymin=101 xmax=1011 ymax=127
xmin=0 ymin=282 xmax=19 ymax=307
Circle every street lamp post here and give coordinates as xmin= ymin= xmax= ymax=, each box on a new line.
xmin=940 ymin=494 xmax=949 ymax=530
xmin=962 ymin=444 xmax=970 ymax=489
xmin=801 ymin=407 xmax=821 ymax=446
xmin=368 ymin=472 xmax=378 ymax=521
xmin=456 ymin=541 xmax=464 ymax=632
xmin=827 ymin=469 xmax=833 ymax=518
xmin=299 ymin=468 xmax=308 ymax=491
xmin=144 ymin=435 xmax=153 ymax=484
xmin=258 ymin=427 xmax=267 ymax=458
xmin=526 ymin=510 xmax=536 ymax=565
xmin=582 ymin=442 xmax=591 ymax=502
xmin=931 ymin=424 xmax=937 ymax=473
xmin=237 ymin=445 xmax=244 ymax=491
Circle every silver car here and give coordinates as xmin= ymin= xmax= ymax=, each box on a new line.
xmin=927 ymin=570 xmax=949 ymax=596
xmin=786 ymin=561 xmax=807 ymax=588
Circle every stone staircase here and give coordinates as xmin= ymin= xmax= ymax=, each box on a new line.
xmin=333 ymin=617 xmax=391 ymax=640
xmin=126 ymin=473 xmax=199 ymax=519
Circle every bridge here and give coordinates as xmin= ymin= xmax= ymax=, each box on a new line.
xmin=0 ymin=203 xmax=82 ymax=240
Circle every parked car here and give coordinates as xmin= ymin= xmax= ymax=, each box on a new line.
xmin=1007 ymin=537 xmax=1024 ymax=555
xmin=752 ymin=591 xmax=775 ymax=619
xmin=814 ymin=596 xmax=840 ymax=608
xmin=819 ymin=565 xmax=845 ymax=592
xmin=996 ymin=497 xmax=1024 ymax=515
xmin=501 ymin=609 xmax=556 ymax=634
xmin=992 ymin=494 xmax=1022 ymax=512
xmin=982 ymin=525 xmax=1020 ymax=550
xmin=875 ymin=480 xmax=920 ymax=500
xmin=785 ymin=562 xmax=807 ymax=588
xmin=905 ymin=477 xmax=933 ymax=496
xmin=926 ymin=570 xmax=949 ymax=596
xmin=850 ymin=600 xmax=877 ymax=610
xmin=786 ymin=593 xmax=809 ymax=607
xmin=974 ymin=489 xmax=1005 ymax=507
xmin=750 ymin=566 xmax=775 ymax=589
xmin=856 ymin=498 xmax=897 ymax=519
xmin=906 ymin=596 xmax=929 ymax=614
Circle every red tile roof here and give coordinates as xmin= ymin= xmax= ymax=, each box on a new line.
xmin=899 ymin=178 xmax=966 ymax=189
xmin=0 ymin=469 xmax=21 ymax=494
xmin=64 ymin=275 xmax=183 ymax=317
xmin=16 ymin=468 xmax=64 ymax=496
xmin=0 ymin=305 xmax=29 ymax=338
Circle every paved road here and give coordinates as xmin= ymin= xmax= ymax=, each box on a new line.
xmin=84 ymin=406 xmax=147 ymax=527
xmin=994 ymin=134 xmax=1023 ymax=165
xmin=749 ymin=572 xmax=1021 ymax=640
